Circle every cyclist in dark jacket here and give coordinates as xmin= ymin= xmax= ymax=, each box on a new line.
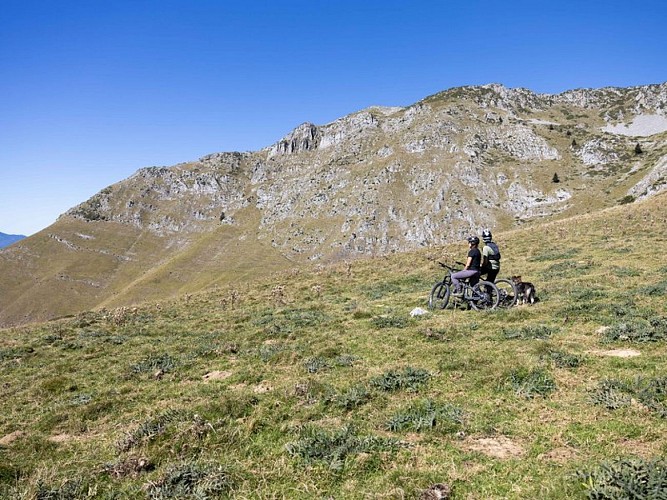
xmin=451 ymin=236 xmax=481 ymax=295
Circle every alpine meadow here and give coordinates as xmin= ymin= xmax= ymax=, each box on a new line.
xmin=1 ymin=83 xmax=667 ymax=498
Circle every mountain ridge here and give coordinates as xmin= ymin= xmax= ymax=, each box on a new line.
xmin=1 ymin=81 xmax=666 ymax=327
xmin=0 ymin=232 xmax=26 ymax=249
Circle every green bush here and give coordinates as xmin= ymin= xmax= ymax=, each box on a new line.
xmin=506 ymin=367 xmax=556 ymax=398
xmin=589 ymin=380 xmax=632 ymax=410
xmin=285 ymin=424 xmax=405 ymax=471
xmin=34 ymin=478 xmax=90 ymax=499
xmin=385 ymin=398 xmax=463 ymax=433
xmin=502 ymin=324 xmax=558 ymax=340
xmin=546 ymin=350 xmax=583 ymax=368
xmin=590 ymin=377 xmax=667 ymax=417
xmin=130 ymin=353 xmax=178 ymax=374
xmin=303 ymin=356 xmax=329 ymax=373
xmin=602 ymin=318 xmax=667 ymax=343
xmin=330 ymin=384 xmax=372 ymax=410
xmin=370 ymin=367 xmax=431 ymax=392
xmin=371 ymin=315 xmax=409 ymax=329
xmin=577 ymin=457 xmax=667 ymax=499
xmin=116 ymin=409 xmax=185 ymax=452
xmin=639 ymin=281 xmax=667 ymax=297
xmin=145 ymin=461 xmax=239 ymax=499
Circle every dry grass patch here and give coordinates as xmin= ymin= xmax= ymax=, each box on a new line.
xmin=202 ymin=370 xmax=233 ymax=381
xmin=462 ymin=435 xmax=526 ymax=459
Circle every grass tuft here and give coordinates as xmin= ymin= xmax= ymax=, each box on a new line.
xmin=577 ymin=457 xmax=667 ymax=499
xmin=385 ymin=398 xmax=463 ymax=433
xmin=502 ymin=324 xmax=558 ymax=340
xmin=370 ymin=367 xmax=431 ymax=392
xmin=601 ymin=317 xmax=667 ymax=343
xmin=145 ymin=461 xmax=239 ymax=499
xmin=285 ymin=424 xmax=406 ymax=471
xmin=506 ymin=367 xmax=556 ymax=398
xmin=130 ymin=353 xmax=178 ymax=374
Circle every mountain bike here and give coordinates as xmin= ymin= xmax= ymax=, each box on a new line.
xmin=428 ymin=262 xmax=500 ymax=311
xmin=490 ymin=277 xmax=518 ymax=309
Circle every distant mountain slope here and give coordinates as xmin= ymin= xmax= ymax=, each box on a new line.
xmin=1 ymin=82 xmax=667 ymax=327
xmin=0 ymin=232 xmax=25 ymax=248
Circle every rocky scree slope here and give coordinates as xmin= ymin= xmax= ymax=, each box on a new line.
xmin=1 ymin=82 xmax=666 ymax=326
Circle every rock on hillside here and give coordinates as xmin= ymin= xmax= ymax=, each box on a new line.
xmin=1 ymin=82 xmax=667 ymax=326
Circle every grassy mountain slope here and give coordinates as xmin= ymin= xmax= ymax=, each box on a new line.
xmin=0 ymin=207 xmax=292 ymax=326
xmin=1 ymin=193 xmax=666 ymax=498
xmin=1 ymin=82 xmax=666 ymax=327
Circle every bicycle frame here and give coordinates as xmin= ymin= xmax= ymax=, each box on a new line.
xmin=429 ymin=262 xmax=499 ymax=311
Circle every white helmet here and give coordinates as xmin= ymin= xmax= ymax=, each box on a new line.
xmin=482 ymin=229 xmax=492 ymax=242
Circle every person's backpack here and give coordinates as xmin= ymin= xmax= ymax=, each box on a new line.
xmin=486 ymin=242 xmax=501 ymax=261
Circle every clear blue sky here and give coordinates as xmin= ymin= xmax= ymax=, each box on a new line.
xmin=1 ymin=0 xmax=665 ymax=235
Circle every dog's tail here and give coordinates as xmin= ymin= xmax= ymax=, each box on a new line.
xmin=527 ymin=287 xmax=537 ymax=304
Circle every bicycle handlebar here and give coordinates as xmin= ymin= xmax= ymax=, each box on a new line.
xmin=438 ymin=261 xmax=460 ymax=272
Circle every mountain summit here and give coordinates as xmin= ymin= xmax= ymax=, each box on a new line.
xmin=1 ymin=82 xmax=666 ymax=326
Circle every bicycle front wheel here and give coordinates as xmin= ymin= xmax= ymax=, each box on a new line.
xmin=429 ymin=282 xmax=450 ymax=310
xmin=495 ymin=278 xmax=518 ymax=309
xmin=470 ymin=281 xmax=499 ymax=310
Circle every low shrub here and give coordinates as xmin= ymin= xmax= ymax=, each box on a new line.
xmin=546 ymin=350 xmax=583 ymax=368
xmin=370 ymin=367 xmax=431 ymax=392
xmin=502 ymin=324 xmax=558 ymax=340
xmin=385 ymin=398 xmax=463 ymax=433
xmin=117 ymin=409 xmax=185 ymax=452
xmin=285 ymin=424 xmax=406 ymax=471
xmin=303 ymin=356 xmax=329 ymax=373
xmin=371 ymin=315 xmax=409 ymax=329
xmin=589 ymin=380 xmax=632 ymax=410
xmin=330 ymin=384 xmax=372 ymax=410
xmin=130 ymin=353 xmax=178 ymax=374
xmin=601 ymin=317 xmax=667 ymax=343
xmin=577 ymin=457 xmax=667 ymax=499
xmin=506 ymin=367 xmax=556 ymax=398
xmin=590 ymin=377 xmax=667 ymax=417
xmin=145 ymin=461 xmax=239 ymax=499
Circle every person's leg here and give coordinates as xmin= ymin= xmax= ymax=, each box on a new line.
xmin=452 ymin=270 xmax=477 ymax=292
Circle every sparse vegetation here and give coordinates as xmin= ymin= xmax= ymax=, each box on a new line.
xmin=1 ymin=194 xmax=667 ymax=498
xmin=578 ymin=457 xmax=667 ymax=499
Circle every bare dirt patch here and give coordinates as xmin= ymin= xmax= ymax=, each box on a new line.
xmin=617 ymin=437 xmax=661 ymax=458
xmin=590 ymin=348 xmax=641 ymax=358
xmin=463 ymin=436 xmax=525 ymax=459
xmin=0 ymin=430 xmax=24 ymax=446
xmin=48 ymin=433 xmax=75 ymax=443
xmin=254 ymin=382 xmax=273 ymax=394
xmin=202 ymin=370 xmax=233 ymax=381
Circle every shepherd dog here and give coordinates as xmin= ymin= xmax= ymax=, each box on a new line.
xmin=511 ymin=276 xmax=537 ymax=304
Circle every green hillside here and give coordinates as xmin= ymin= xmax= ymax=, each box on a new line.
xmin=1 ymin=193 xmax=666 ymax=498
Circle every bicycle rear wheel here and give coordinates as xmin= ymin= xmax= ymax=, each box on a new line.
xmin=429 ymin=282 xmax=450 ymax=310
xmin=470 ymin=281 xmax=499 ymax=310
xmin=495 ymin=278 xmax=518 ymax=309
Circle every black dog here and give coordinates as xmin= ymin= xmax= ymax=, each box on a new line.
xmin=511 ymin=276 xmax=537 ymax=304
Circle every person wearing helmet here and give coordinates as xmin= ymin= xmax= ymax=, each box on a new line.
xmin=451 ymin=236 xmax=482 ymax=295
xmin=481 ymin=229 xmax=501 ymax=283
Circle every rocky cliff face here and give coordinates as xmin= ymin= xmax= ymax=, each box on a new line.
xmin=62 ymin=82 xmax=667 ymax=259
xmin=2 ymin=82 xmax=667 ymax=326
